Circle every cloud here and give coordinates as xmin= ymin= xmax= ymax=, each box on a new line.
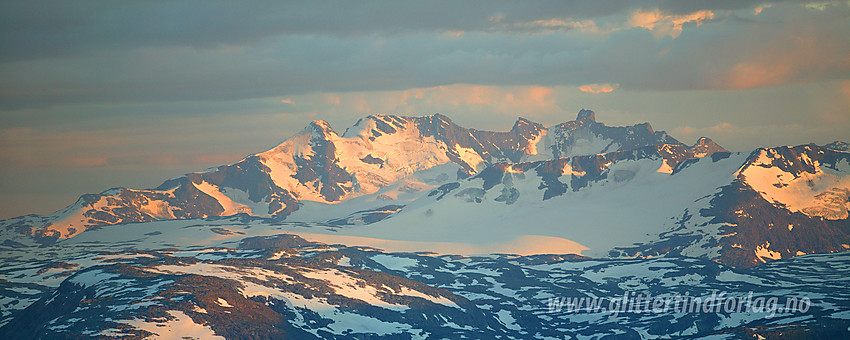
xmin=710 ymin=8 xmax=850 ymax=90
xmin=511 ymin=18 xmax=599 ymax=33
xmin=192 ymin=154 xmax=245 ymax=165
xmin=670 ymin=119 xmax=850 ymax=151
xmin=0 ymin=1 xmax=794 ymax=63
xmin=722 ymin=63 xmax=794 ymax=90
xmin=440 ymin=30 xmax=465 ymax=39
xmin=309 ymin=84 xmax=559 ymax=123
xmin=397 ymin=85 xmax=557 ymax=115
xmin=628 ymin=9 xmax=715 ymax=38
xmin=754 ymin=4 xmax=773 ymax=15
xmin=841 ymin=80 xmax=850 ymax=99
xmin=325 ymin=95 xmax=341 ymax=106
xmin=671 ymin=122 xmax=737 ymax=139
xmin=68 ymin=156 xmax=109 ymax=167
xmin=805 ymin=2 xmax=832 ymax=11
xmin=2 ymin=1 xmax=846 ymax=110
xmin=578 ymin=83 xmax=620 ymax=94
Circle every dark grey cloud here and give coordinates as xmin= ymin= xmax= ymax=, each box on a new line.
xmin=3 ymin=1 xmax=848 ymax=111
xmin=1 ymin=0 xmax=784 ymax=62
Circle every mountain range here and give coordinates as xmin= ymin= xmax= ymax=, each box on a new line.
xmin=3 ymin=110 xmax=847 ymax=268
xmin=2 ymin=110 xmax=849 ymax=338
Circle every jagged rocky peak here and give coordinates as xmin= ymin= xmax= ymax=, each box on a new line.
xmin=576 ymin=109 xmax=596 ymax=122
xmin=509 ymin=117 xmax=545 ymax=138
xmin=513 ymin=116 xmax=533 ymax=128
xmin=825 ymin=140 xmax=849 ymax=152
xmin=695 ymin=137 xmax=725 ymax=149
xmin=690 ymin=137 xmax=728 ymax=156
xmin=432 ymin=112 xmax=452 ymax=123
xmin=545 ymin=109 xmax=689 ymax=159
xmin=695 ymin=137 xmax=713 ymax=145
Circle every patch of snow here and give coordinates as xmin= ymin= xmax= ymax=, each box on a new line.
xmin=496 ymin=310 xmax=522 ymax=330
xmin=371 ymin=254 xmax=419 ymax=271
xmin=455 ymin=144 xmax=485 ymax=171
xmin=656 ymin=158 xmax=674 ymax=174
xmin=301 ymin=268 xmax=412 ymax=311
xmin=754 ymin=242 xmax=782 ymax=263
xmin=193 ymin=181 xmax=260 ymax=216
xmin=216 ymin=297 xmax=233 ymax=308
xmin=397 ymin=287 xmax=461 ymax=309
xmin=124 ymin=310 xmax=224 ymax=339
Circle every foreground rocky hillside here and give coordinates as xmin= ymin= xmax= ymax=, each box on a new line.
xmin=2 ymin=226 xmax=849 ymax=339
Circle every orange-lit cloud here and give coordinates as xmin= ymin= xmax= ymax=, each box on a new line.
xmin=754 ymin=4 xmax=772 ymax=15
xmin=433 ymin=85 xmax=495 ymax=105
xmin=819 ymin=80 xmax=850 ymax=123
xmin=629 ymin=9 xmax=714 ymax=38
xmin=352 ymin=96 xmax=372 ymax=113
xmin=399 ymin=88 xmax=426 ymax=106
xmin=578 ymin=83 xmax=619 ymax=94
xmin=840 ymin=80 xmax=850 ymax=100
xmin=723 ymin=62 xmax=795 ymax=90
xmin=302 ymin=84 xmax=560 ymax=122
xmin=668 ymin=121 xmax=849 ymax=151
xmin=280 ymin=98 xmax=294 ymax=104
xmin=709 ymin=122 xmax=736 ymax=133
xmin=68 ymin=156 xmax=109 ymax=167
xmin=671 ymin=123 xmax=738 ymax=141
xmin=0 ymin=126 xmax=246 ymax=170
xmin=149 ymin=156 xmax=181 ymax=165
xmin=325 ymin=95 xmax=341 ymax=106
xmin=425 ymin=85 xmax=556 ymax=112
xmin=716 ymin=31 xmax=849 ymax=90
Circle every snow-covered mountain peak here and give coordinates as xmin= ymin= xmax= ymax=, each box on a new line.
xmin=738 ymin=144 xmax=850 ymax=220
xmin=341 ymin=114 xmax=411 ymax=140
xmin=305 ymin=120 xmax=337 ymax=140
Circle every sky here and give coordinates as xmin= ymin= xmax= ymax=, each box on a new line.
xmin=0 ymin=0 xmax=848 ymax=219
